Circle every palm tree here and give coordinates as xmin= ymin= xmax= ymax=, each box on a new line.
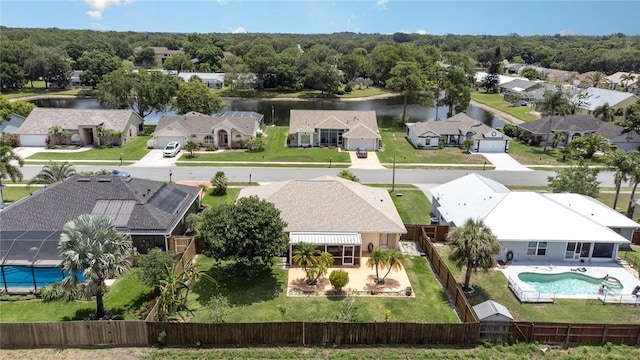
xmin=307 ymin=251 xmax=334 ymax=285
xmin=292 ymin=242 xmax=320 ymax=281
xmin=366 ymin=248 xmax=389 ymax=284
xmin=48 ymin=125 xmax=69 ymax=146
xmin=337 ymin=169 xmax=359 ymax=182
xmin=538 ymin=89 xmax=569 ymax=116
xmin=593 ymin=103 xmax=616 ymax=123
xmin=620 ymin=73 xmax=636 ymax=92
xmin=447 ymin=218 xmax=501 ymax=291
xmin=585 ymin=71 xmax=609 ymax=89
xmin=626 ymin=151 xmax=640 ymax=217
xmin=380 ymin=250 xmax=405 ymax=284
xmin=28 ymin=161 xmax=76 ymax=185
xmin=210 ymin=171 xmax=228 ymax=195
xmin=59 ymin=215 xmax=132 ymax=319
xmin=606 ymin=149 xmax=633 ymax=210
xmin=0 ymin=145 xmax=24 ymax=208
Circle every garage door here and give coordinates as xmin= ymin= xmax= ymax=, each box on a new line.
xmin=477 ymin=140 xmax=506 ymax=153
xmin=345 ymin=138 xmax=377 ymax=151
xmin=19 ymin=134 xmax=48 ymax=147
xmin=156 ymin=136 xmax=186 ymax=149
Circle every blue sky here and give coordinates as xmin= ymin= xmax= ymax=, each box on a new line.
xmin=1 ymin=1 xmax=639 ymax=35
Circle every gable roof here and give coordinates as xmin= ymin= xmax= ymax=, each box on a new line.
xmin=605 ymin=72 xmax=640 ymax=86
xmin=473 ymin=300 xmax=513 ymax=321
xmin=407 ymin=113 xmax=503 ymax=139
xmin=288 ymin=110 xmax=379 ymax=137
xmin=577 ymin=87 xmax=638 ymax=111
xmin=500 ymin=79 xmax=541 ymax=92
xmin=156 ymin=111 xmax=263 ymax=136
xmin=15 ymin=108 xmax=142 ymax=135
xmin=238 ymin=176 xmax=406 ymax=234
xmin=516 ymin=114 xmax=635 ymax=141
xmin=0 ymin=176 xmax=200 ymax=235
xmin=0 ymin=113 xmax=26 ymax=134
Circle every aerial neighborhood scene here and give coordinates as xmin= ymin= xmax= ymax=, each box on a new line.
xmin=1 ymin=0 xmax=640 ymax=358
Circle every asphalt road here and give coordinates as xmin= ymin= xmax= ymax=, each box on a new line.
xmin=19 ymin=164 xmax=621 ymax=187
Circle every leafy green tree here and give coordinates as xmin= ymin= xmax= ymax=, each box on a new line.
xmin=198 ymin=196 xmax=288 ymax=272
xmin=606 ymin=149 xmax=634 ymax=210
xmin=244 ymin=44 xmax=278 ymax=89
xmin=210 ymin=171 xmax=228 ymax=196
xmin=447 ymin=218 xmax=501 ymax=291
xmin=136 ymin=248 xmax=177 ymax=293
xmin=481 ymin=73 xmax=499 ymax=93
xmin=163 ymin=53 xmax=195 ymax=72
xmin=0 ymin=98 xmax=35 ymax=121
xmin=156 ymin=261 xmax=215 ymax=321
xmin=538 ymin=89 xmax=570 ymax=116
xmin=625 ymin=151 xmax=640 ymax=217
xmin=441 ymin=66 xmax=471 ymax=117
xmin=220 ymin=55 xmax=249 ymax=93
xmin=0 ymin=145 xmax=24 ymax=207
xmin=593 ymin=102 xmax=615 ymax=123
xmin=337 ymin=169 xmax=359 ymax=182
xmin=135 ymin=46 xmax=156 ymax=67
xmin=77 ymin=50 xmax=122 ymax=87
xmin=59 ymin=215 xmax=132 ymax=319
xmin=567 ymin=134 xmax=607 ymax=159
xmin=386 ymin=61 xmax=427 ymax=121
xmin=547 ymin=161 xmax=601 ymax=197
xmin=184 ymin=140 xmax=199 ymax=158
xmin=622 ymin=101 xmax=640 ymax=132
xmin=521 ymin=67 xmax=541 ymax=80
xmin=24 ymin=47 xmax=71 ymax=89
xmin=302 ymin=63 xmax=341 ymax=95
xmin=172 ymin=76 xmax=225 ymax=115
xmin=28 ymin=161 xmax=76 ymax=185
xmin=97 ymin=68 xmax=179 ymax=118
xmin=196 ymin=45 xmax=224 ymax=71
xmin=208 ymin=294 xmax=232 ymax=323
xmin=329 ymin=270 xmax=349 ymax=292
xmin=0 ymin=62 xmax=27 ymax=90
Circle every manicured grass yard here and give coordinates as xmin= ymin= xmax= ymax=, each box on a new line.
xmin=1 ymin=185 xmax=40 ymax=203
xmin=185 ymin=255 xmax=458 ymax=323
xmin=390 ymin=189 xmax=432 ymax=224
xmin=0 ymin=81 xmax=81 ymax=100
xmin=376 ymin=128 xmax=485 ymax=165
xmin=200 ymin=188 xmax=240 ymax=209
xmin=507 ymin=141 xmax=609 ymax=167
xmin=178 ymin=126 xmax=350 ymax=163
xmin=0 ymin=268 xmax=153 ymax=322
xmin=470 ymin=90 xmax=538 ymax=122
xmin=435 ymin=246 xmax=640 ymax=324
xmin=28 ymin=136 xmax=151 ymax=161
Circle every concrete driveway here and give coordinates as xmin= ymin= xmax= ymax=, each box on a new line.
xmin=348 ymin=150 xmax=386 ymax=170
xmin=133 ymin=149 xmax=180 ymax=167
xmin=481 ymin=153 xmax=532 ymax=171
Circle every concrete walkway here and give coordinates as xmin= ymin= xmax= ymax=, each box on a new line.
xmin=348 ymin=151 xmax=386 ymax=169
xmin=481 ymin=153 xmax=532 ymax=171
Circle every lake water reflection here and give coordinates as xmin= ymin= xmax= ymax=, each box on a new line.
xmin=32 ymin=96 xmax=505 ymax=128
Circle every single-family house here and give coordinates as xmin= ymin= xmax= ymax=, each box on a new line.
xmin=474 ymin=72 xmax=528 ymax=86
xmin=574 ymin=87 xmax=638 ymax=118
xmin=572 ymin=71 xmax=600 ymax=89
xmin=539 ymin=68 xmax=576 ymax=83
xmin=0 ymin=113 xmax=26 ymax=135
xmin=134 ymin=46 xmax=184 ymax=68
xmin=177 ymin=72 xmax=225 ymax=89
xmin=516 ymin=114 xmax=640 ymax=152
xmin=605 ymin=72 xmax=640 ymax=94
xmin=238 ymin=176 xmax=407 ymax=267
xmin=0 ymin=175 xmax=202 ymax=255
xmin=153 ymin=111 xmax=263 ymax=149
xmin=473 ymin=300 xmax=513 ymax=322
xmin=15 ymin=108 xmax=144 ymax=147
xmin=499 ymin=79 xmax=544 ymax=95
xmin=406 ymin=113 xmax=509 ymax=153
xmin=287 ymin=110 xmax=381 ymax=151
xmin=430 ymin=173 xmax=638 ymax=263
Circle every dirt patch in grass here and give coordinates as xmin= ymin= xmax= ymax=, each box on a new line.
xmin=0 ymin=348 xmax=153 ymax=360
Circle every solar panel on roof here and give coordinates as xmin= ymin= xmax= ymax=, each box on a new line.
xmin=91 ymin=200 xmax=135 ymax=227
xmin=147 ymin=186 xmax=187 ymax=213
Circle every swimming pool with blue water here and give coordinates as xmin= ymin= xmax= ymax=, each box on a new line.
xmin=0 ymin=266 xmax=86 ymax=289
xmin=518 ymin=272 xmax=622 ymax=296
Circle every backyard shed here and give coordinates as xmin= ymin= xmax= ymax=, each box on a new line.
xmin=473 ymin=300 xmax=514 ymax=322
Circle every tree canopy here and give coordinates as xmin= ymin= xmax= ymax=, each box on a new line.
xmin=547 ymin=161 xmax=601 ymax=197
xmin=172 ymin=77 xmax=225 ymax=115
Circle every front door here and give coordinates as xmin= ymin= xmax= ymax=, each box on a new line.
xmin=565 ymin=242 xmax=591 ymax=260
xmin=343 ymin=245 xmax=354 ymax=266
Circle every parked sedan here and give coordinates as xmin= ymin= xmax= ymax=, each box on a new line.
xmin=356 ymin=147 xmax=368 ymax=158
xmin=109 ymin=169 xmax=130 ymax=177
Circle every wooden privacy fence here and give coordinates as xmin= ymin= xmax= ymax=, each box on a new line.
xmin=403 ymin=224 xmax=449 ymax=243
xmin=511 ymin=322 xmax=640 ymax=346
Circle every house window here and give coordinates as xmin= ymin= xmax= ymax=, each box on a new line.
xmin=380 ymin=234 xmax=389 ymax=247
xmin=301 ymin=134 xmax=311 ymax=144
xmin=204 ymin=135 xmax=214 ymax=145
xmin=527 ymin=241 xmax=547 ymax=256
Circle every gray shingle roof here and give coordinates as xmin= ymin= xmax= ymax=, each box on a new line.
xmin=516 ymin=114 xmax=632 ymax=141
xmin=156 ymin=111 xmax=263 ymax=136
xmin=15 ymin=108 xmax=142 ymax=135
xmin=288 ymin=110 xmax=379 ymax=139
xmin=0 ymin=176 xmax=200 ymax=235
xmin=407 ymin=113 xmax=502 ymax=139
xmin=238 ymin=176 xmax=406 ymax=234
xmin=500 ymin=79 xmax=541 ymax=91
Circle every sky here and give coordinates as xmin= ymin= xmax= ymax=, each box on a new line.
xmin=1 ymin=0 xmax=639 ymax=36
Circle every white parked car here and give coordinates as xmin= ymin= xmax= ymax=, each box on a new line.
xmin=163 ymin=141 xmax=181 ymax=157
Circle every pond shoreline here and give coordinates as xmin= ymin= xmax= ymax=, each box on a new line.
xmin=469 ymin=99 xmax=526 ymax=125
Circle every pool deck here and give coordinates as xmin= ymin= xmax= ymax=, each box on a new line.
xmin=500 ymin=261 xmax=640 ymax=301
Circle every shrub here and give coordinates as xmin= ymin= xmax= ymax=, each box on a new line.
xmin=206 ymin=146 xmax=216 ymax=151
xmin=245 ymin=138 xmax=265 ymax=152
xmin=136 ymin=248 xmax=177 ymax=292
xmin=344 ymin=83 xmax=353 ymax=93
xmin=210 ymin=171 xmax=228 ymax=196
xmin=208 ymin=294 xmax=232 ymax=323
xmin=335 ymin=89 xmax=345 ymax=95
xmin=337 ymin=170 xmax=359 ymax=182
xmin=460 ymin=139 xmax=474 ymax=151
xmin=336 ymin=298 xmax=360 ymax=322
xmin=502 ymin=123 xmax=520 ymax=137
xmin=329 ymin=270 xmax=349 ymax=291
xmin=39 ymin=282 xmax=80 ymax=302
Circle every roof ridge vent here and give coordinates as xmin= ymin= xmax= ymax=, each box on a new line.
xmin=97 ymin=178 xmax=112 ymax=182
xmin=77 ymin=177 xmax=92 ymax=182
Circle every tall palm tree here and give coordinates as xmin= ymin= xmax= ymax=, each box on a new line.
xmin=366 ymin=247 xmax=389 ymax=284
xmin=447 ymin=218 xmax=501 ymax=291
xmin=606 ymin=149 xmax=632 ymax=211
xmin=585 ymin=71 xmax=609 ymax=89
xmin=0 ymin=145 xmax=24 ymax=207
xmin=28 ymin=161 xmax=76 ymax=185
xmin=380 ymin=250 xmax=405 ymax=284
xmin=593 ymin=103 xmax=616 ymax=123
xmin=59 ymin=215 xmax=132 ymax=319
xmin=291 ymin=242 xmax=320 ymax=281
xmin=538 ymin=89 xmax=569 ymax=116
xmin=626 ymin=151 xmax=640 ymax=217
xmin=620 ymin=73 xmax=636 ymax=92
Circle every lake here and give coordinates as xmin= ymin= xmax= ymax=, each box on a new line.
xmin=31 ymin=96 xmax=505 ymax=128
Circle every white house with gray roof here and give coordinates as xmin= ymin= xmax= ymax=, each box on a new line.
xmin=177 ymin=72 xmax=225 ymax=89
xmin=430 ymin=174 xmax=638 ymax=263
xmin=406 ymin=113 xmax=509 ymax=153
xmin=287 ymin=110 xmax=381 ymax=151
xmin=15 ymin=108 xmax=143 ymax=147
xmin=153 ymin=111 xmax=263 ymax=149
xmin=238 ymin=176 xmax=406 ymax=267
xmin=574 ymin=87 xmax=638 ymax=118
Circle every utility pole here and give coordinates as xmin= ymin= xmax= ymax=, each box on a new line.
xmin=392 ymin=134 xmax=396 ymax=193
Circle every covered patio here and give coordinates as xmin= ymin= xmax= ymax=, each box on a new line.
xmin=288 ymin=232 xmax=363 ymax=267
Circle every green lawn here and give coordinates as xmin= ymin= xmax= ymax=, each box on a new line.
xmin=376 ymin=128 xmax=486 ymax=165
xmin=185 ymin=255 xmax=458 ymax=323
xmin=507 ymin=141 xmax=609 ymax=166
xmin=435 ymin=246 xmax=640 ymax=324
xmin=178 ymin=126 xmax=350 ymax=163
xmin=0 ymin=81 xmax=81 ymax=100
xmin=1 ymin=186 xmax=40 ymax=203
xmin=28 ymin=136 xmax=150 ymax=161
xmin=0 ymin=268 xmax=153 ymax=322
xmin=200 ymin=188 xmax=240 ymax=209
xmin=619 ymin=245 xmax=640 ymax=270
xmin=470 ymin=90 xmax=538 ymax=122
xmin=390 ymin=189 xmax=432 ymax=224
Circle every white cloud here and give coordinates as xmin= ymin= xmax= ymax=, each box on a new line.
xmin=416 ymin=29 xmax=428 ymax=35
xmin=87 ymin=10 xmax=102 ymax=19
xmin=232 ymin=26 xmax=247 ymax=34
xmin=557 ymin=29 xmax=575 ymax=36
xmin=376 ymin=0 xmax=389 ymax=9
xmin=84 ymin=0 xmax=133 ymax=21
